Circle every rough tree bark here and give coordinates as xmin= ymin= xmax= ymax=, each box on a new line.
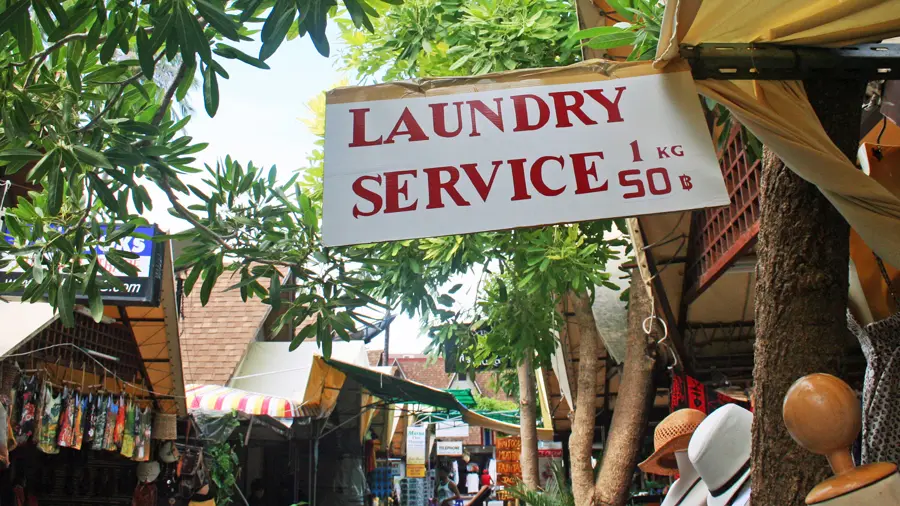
xmin=594 ymin=270 xmax=657 ymax=506
xmin=569 ymin=291 xmax=600 ymax=506
xmin=752 ymin=79 xmax=865 ymax=505
xmin=518 ymin=354 xmax=541 ymax=490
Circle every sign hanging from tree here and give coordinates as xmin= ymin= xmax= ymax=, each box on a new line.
xmin=322 ymin=66 xmax=728 ymax=246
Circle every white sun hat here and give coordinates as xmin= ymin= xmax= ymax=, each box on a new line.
xmin=688 ymin=404 xmax=753 ymax=506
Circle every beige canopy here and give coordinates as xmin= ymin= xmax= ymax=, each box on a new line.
xmin=654 ymin=0 xmax=900 ymax=266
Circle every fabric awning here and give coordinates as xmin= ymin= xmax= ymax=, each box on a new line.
xmin=1 ymin=242 xmax=186 ymax=416
xmin=652 ymin=0 xmax=900 ymax=267
xmin=321 ymin=357 xmax=554 ymax=440
xmin=186 ymin=384 xmax=298 ymax=418
xmin=229 ymin=340 xmax=369 ymax=419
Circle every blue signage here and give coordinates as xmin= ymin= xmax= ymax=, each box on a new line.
xmin=1 ymin=225 xmax=165 ymax=306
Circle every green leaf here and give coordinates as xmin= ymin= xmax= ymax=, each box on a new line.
xmin=88 ymin=285 xmax=104 ymax=322
xmin=213 ymin=43 xmax=270 ymax=69
xmin=105 ymin=249 xmax=140 ymax=277
xmin=59 ymin=274 xmax=76 ymax=327
xmin=586 ymin=31 xmax=637 ymax=50
xmin=200 ymin=264 xmax=218 ymax=305
xmin=202 ymin=63 xmax=219 ymax=117
xmin=0 ymin=148 xmax=43 ymax=162
xmin=606 ymin=0 xmax=635 ymax=21
xmin=136 ymin=28 xmax=155 ymax=80
xmin=572 ymin=25 xmax=625 ymax=41
xmin=184 ymin=264 xmax=203 ymax=295
xmin=259 ymin=0 xmax=295 ymax=61
xmin=194 ymin=0 xmax=241 ymax=41
xmin=47 ymin=161 xmax=64 ymax=215
xmin=437 ymin=294 xmax=454 ymax=307
xmin=269 ymin=271 xmax=281 ymax=311
xmin=73 ymin=146 xmax=113 ymax=169
xmin=175 ymin=61 xmax=196 ymax=101
xmin=99 ymin=23 xmax=125 ymax=64
xmin=66 ymin=58 xmax=82 ymax=93
xmin=0 ymin=2 xmax=30 ymax=37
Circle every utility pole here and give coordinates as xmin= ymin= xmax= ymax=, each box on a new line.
xmin=383 ymin=309 xmax=391 ymax=366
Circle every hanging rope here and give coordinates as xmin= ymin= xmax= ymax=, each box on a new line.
xmin=873 ymin=253 xmax=900 ymax=309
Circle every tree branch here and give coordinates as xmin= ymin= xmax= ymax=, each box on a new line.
xmin=156 ymin=174 xmax=296 ymax=269
xmin=151 ymin=62 xmax=188 ymax=127
xmin=78 ymin=72 xmax=144 ymax=132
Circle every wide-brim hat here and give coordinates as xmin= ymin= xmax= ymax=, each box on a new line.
xmin=688 ymin=404 xmax=753 ymax=506
xmin=638 ymin=409 xmax=707 ymax=476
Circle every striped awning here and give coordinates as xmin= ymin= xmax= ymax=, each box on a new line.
xmin=186 ymin=384 xmax=298 ymax=418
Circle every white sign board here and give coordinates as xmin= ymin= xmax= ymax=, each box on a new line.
xmin=435 ymin=421 xmax=470 ymax=438
xmin=436 ymin=441 xmax=464 ymax=456
xmin=323 ymin=69 xmax=728 ymax=246
xmin=406 ymin=426 xmax=427 ymax=477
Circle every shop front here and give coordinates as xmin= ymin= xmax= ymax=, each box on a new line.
xmin=0 ymin=237 xmax=187 ymax=505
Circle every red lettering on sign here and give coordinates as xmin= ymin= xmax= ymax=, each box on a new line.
xmin=507 ymin=158 xmax=533 ymax=201
xmin=511 ymin=94 xmax=550 ymax=132
xmin=348 ymin=108 xmax=383 ymax=147
xmin=571 ymin=151 xmax=608 ymax=195
xmin=647 ymin=168 xmax=671 ymax=195
xmin=430 ymin=102 xmax=465 ymax=138
xmin=467 ymin=98 xmax=504 ymax=137
xmin=461 ymin=161 xmax=503 ymax=202
xmin=352 ymin=175 xmax=383 ymax=218
xmin=423 ymin=166 xmax=471 ymax=209
xmin=619 ymin=169 xmax=645 ymax=199
xmin=384 ymin=170 xmax=418 ymax=213
xmin=530 ymin=155 xmax=566 ymax=197
xmin=548 ymin=91 xmax=598 ymax=128
xmin=584 ymin=86 xmax=627 ymax=123
xmin=384 ymin=107 xmax=430 ymax=144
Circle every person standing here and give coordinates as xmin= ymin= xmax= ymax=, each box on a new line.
xmin=465 ymin=464 xmax=480 ymax=494
xmin=435 ymin=466 xmax=462 ymax=506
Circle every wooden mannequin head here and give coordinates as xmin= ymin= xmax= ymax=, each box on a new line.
xmin=783 ymin=373 xmax=899 ymax=505
xmin=783 ymin=373 xmax=860 ymax=474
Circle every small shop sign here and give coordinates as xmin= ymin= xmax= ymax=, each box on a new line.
xmin=496 ymin=436 xmax=522 ymax=486
xmin=323 ymin=69 xmax=727 ymax=246
xmin=436 ymin=441 xmax=464 ymax=456
xmin=406 ymin=426 xmax=427 ymax=478
xmin=1 ymin=225 xmax=165 ymax=305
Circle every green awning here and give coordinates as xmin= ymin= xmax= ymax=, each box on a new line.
xmin=320 ymin=357 xmax=554 ymax=440
xmin=446 ymin=389 xmax=476 ymax=409
xmin=324 ymin=358 xmax=460 ymax=410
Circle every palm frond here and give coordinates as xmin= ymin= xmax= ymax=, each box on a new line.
xmin=506 ymin=461 xmax=575 ymax=506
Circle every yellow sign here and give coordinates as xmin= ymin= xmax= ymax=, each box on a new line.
xmin=407 ymin=464 xmax=426 ymax=478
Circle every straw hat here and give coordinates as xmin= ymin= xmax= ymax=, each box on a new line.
xmin=638 ymin=409 xmax=707 ymax=476
xmin=688 ymin=404 xmax=753 ymax=506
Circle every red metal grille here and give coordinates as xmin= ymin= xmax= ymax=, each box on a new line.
xmin=684 ymin=124 xmax=761 ymax=302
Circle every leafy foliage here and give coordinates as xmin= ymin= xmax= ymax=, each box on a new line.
xmin=206 ymin=412 xmax=241 ymax=506
xmin=473 ymin=393 xmax=517 ymax=412
xmin=339 ymin=0 xmax=581 ymax=81
xmin=507 ymin=461 xmax=574 ymax=505
xmin=572 ymin=0 xmax=663 ymax=60
xmin=571 ymin=0 xmax=761 ymax=162
xmin=0 ymin=0 xmax=384 ymax=321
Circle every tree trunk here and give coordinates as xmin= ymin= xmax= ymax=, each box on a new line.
xmin=518 ymin=355 xmax=541 ymax=490
xmin=569 ymin=291 xmax=599 ymax=506
xmin=752 ymin=79 xmax=865 ymax=505
xmin=595 ymin=270 xmax=657 ymax=506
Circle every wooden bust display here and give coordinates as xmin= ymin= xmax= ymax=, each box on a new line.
xmin=783 ymin=373 xmax=900 ymax=505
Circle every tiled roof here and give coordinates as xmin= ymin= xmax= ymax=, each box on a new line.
xmin=367 ymin=349 xmax=384 ymax=367
xmin=394 ymin=356 xmax=450 ymax=389
xmin=393 ymin=356 xmax=512 ymax=401
xmin=179 ymin=269 xmax=272 ymax=386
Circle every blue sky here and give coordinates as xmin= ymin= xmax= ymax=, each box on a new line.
xmin=144 ymin=28 xmax=434 ymax=354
